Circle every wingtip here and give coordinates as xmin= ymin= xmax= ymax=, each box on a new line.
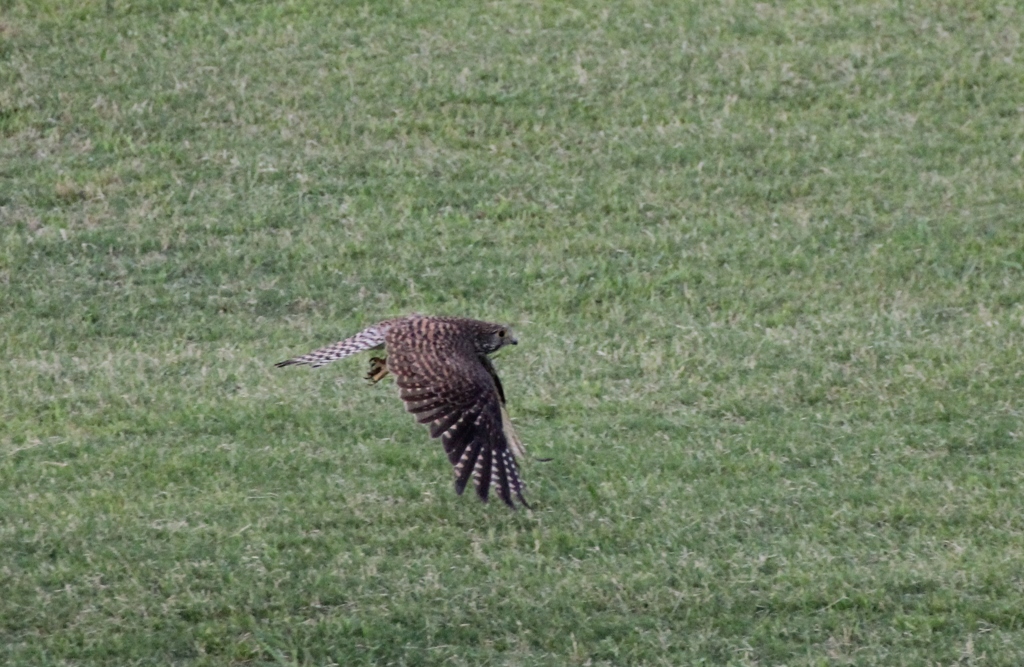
xmin=457 ymin=478 xmax=530 ymax=510
xmin=494 ymin=481 xmax=521 ymax=510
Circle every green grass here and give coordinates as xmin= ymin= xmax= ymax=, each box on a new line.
xmin=2 ymin=0 xmax=1024 ymax=664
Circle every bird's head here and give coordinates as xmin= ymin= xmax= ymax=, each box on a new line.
xmin=475 ymin=322 xmax=518 ymax=354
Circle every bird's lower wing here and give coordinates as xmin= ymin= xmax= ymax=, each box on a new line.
xmin=395 ymin=370 xmax=529 ymax=509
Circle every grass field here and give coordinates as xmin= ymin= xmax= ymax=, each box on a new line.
xmin=2 ymin=0 xmax=1024 ymax=664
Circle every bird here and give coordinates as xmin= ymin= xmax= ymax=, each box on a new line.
xmin=275 ymin=315 xmax=532 ymax=509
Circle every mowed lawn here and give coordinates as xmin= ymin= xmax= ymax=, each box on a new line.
xmin=2 ymin=0 xmax=1023 ymax=664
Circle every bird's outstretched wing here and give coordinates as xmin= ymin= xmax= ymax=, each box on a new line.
xmin=479 ymin=354 xmax=527 ymax=460
xmin=388 ymin=343 xmax=529 ymax=509
xmin=275 ymin=319 xmax=398 ymax=368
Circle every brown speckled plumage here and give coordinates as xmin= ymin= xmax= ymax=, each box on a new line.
xmin=276 ymin=315 xmax=531 ymax=508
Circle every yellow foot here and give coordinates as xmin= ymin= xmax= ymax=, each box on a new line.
xmin=365 ymin=356 xmax=389 ymax=383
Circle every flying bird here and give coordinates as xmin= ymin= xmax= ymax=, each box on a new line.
xmin=276 ymin=315 xmax=532 ymax=508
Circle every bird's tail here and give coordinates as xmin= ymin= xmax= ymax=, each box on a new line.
xmin=275 ymin=319 xmax=397 ymax=368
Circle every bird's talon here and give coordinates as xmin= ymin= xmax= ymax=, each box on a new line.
xmin=366 ymin=356 xmax=389 ymax=383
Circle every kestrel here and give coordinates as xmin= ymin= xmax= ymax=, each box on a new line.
xmin=275 ymin=315 xmax=532 ymax=508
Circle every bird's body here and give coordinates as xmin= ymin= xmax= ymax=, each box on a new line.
xmin=276 ymin=315 xmax=531 ymax=508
